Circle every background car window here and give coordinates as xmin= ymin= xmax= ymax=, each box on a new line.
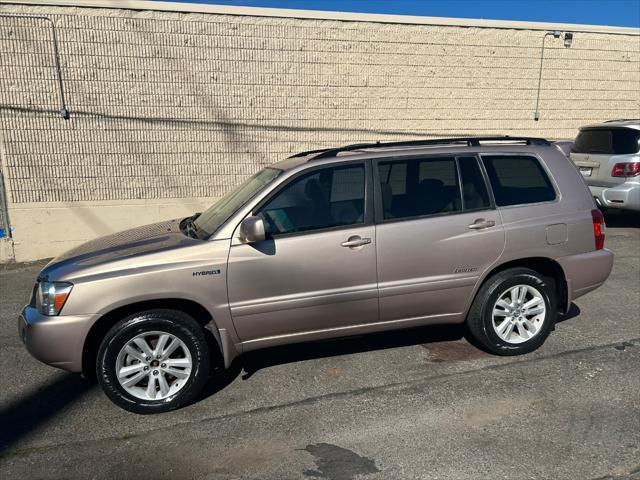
xmin=572 ymin=128 xmax=640 ymax=155
xmin=481 ymin=155 xmax=556 ymax=207
xmin=378 ymin=157 xmax=461 ymax=220
xmin=258 ymin=165 xmax=365 ymax=235
xmin=457 ymin=156 xmax=491 ymax=211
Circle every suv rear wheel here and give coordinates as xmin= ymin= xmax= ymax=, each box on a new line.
xmin=96 ymin=309 xmax=210 ymax=414
xmin=466 ymin=268 xmax=556 ymax=355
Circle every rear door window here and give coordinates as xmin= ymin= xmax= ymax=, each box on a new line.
xmin=378 ymin=157 xmax=462 ymax=220
xmin=378 ymin=162 xmax=407 ymax=195
xmin=481 ymin=155 xmax=556 ymax=207
xmin=457 ymin=156 xmax=491 ymax=211
xmin=572 ymin=128 xmax=640 ymax=155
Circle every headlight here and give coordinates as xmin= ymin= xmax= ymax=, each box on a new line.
xmin=36 ymin=281 xmax=73 ymax=316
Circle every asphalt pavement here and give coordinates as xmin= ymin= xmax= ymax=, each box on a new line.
xmin=0 ymin=210 xmax=638 ymax=480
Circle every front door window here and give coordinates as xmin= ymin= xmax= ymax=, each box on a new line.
xmin=257 ymin=164 xmax=366 ymax=236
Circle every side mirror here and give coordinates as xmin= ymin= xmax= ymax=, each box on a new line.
xmin=239 ymin=216 xmax=266 ymax=244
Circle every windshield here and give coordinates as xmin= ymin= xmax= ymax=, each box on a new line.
xmin=193 ymin=167 xmax=282 ymax=237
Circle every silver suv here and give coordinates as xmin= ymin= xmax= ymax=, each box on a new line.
xmin=571 ymin=120 xmax=640 ymax=212
xmin=19 ymin=137 xmax=614 ymax=413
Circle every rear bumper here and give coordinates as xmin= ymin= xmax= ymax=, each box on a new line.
xmin=558 ymin=249 xmax=614 ymax=306
xmin=589 ymin=182 xmax=640 ymax=211
xmin=18 ymin=306 xmax=98 ymax=372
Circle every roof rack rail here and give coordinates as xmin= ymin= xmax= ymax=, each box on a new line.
xmin=603 ymin=118 xmax=640 ymax=123
xmin=288 ymin=147 xmax=335 ymax=158
xmin=296 ymin=136 xmax=549 ymax=160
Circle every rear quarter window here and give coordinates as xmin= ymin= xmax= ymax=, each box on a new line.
xmin=572 ymin=128 xmax=640 ymax=155
xmin=481 ymin=155 xmax=556 ymax=207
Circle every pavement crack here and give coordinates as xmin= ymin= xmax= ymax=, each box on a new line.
xmin=588 ymin=464 xmax=640 ymax=480
xmin=614 ymin=341 xmax=635 ymax=351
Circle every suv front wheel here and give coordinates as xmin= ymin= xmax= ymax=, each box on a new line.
xmin=96 ymin=309 xmax=210 ymax=414
xmin=466 ymin=268 xmax=557 ymax=355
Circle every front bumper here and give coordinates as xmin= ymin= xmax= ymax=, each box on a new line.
xmin=557 ymin=248 xmax=614 ymax=307
xmin=18 ymin=306 xmax=99 ymax=372
xmin=589 ymin=182 xmax=640 ymax=212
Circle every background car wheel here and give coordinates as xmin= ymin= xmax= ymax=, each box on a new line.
xmin=96 ymin=309 xmax=210 ymax=414
xmin=466 ymin=268 xmax=556 ymax=355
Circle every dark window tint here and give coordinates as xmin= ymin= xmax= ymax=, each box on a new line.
xmin=457 ymin=156 xmax=491 ymax=210
xmin=378 ymin=162 xmax=407 ymax=194
xmin=378 ymin=157 xmax=461 ymax=220
xmin=482 ymin=155 xmax=556 ymax=207
xmin=572 ymin=128 xmax=640 ymax=155
xmin=419 ymin=159 xmax=458 ymax=186
xmin=257 ymin=164 xmax=365 ymax=235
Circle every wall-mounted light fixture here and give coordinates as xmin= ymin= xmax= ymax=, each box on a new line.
xmin=564 ymin=32 xmax=574 ymax=48
xmin=534 ymin=31 xmax=573 ymax=121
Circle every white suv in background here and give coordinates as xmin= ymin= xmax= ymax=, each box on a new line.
xmin=571 ymin=120 xmax=640 ymax=212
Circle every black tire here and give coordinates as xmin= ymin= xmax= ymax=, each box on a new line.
xmin=96 ymin=309 xmax=210 ymax=414
xmin=466 ymin=268 xmax=556 ymax=356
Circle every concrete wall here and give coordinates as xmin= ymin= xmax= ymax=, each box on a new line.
xmin=1 ymin=1 xmax=639 ymax=262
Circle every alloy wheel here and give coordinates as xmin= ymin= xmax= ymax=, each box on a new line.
xmin=491 ymin=285 xmax=547 ymax=344
xmin=115 ymin=331 xmax=193 ymax=400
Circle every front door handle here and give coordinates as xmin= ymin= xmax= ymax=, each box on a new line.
xmin=341 ymin=236 xmax=371 ymax=248
xmin=468 ymin=219 xmax=496 ymax=230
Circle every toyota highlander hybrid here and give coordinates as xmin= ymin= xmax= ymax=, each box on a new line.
xmin=19 ymin=137 xmax=614 ymax=413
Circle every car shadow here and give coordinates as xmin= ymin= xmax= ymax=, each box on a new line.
xmin=197 ymin=322 xmax=466 ymax=403
xmin=557 ymin=302 xmax=581 ymax=324
xmin=240 ymin=323 xmax=467 ymax=380
xmin=603 ymin=210 xmax=640 ymax=228
xmin=0 ymin=373 xmax=93 ymax=454
xmin=0 ymin=307 xmax=585 ymax=438
xmin=198 ymin=302 xmax=584 ymax=402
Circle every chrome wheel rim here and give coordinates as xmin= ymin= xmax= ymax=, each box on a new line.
xmin=115 ymin=331 xmax=192 ymax=401
xmin=492 ymin=285 xmax=546 ymax=344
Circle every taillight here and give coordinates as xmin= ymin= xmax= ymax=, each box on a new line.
xmin=591 ymin=209 xmax=605 ymax=250
xmin=611 ymin=162 xmax=640 ymax=177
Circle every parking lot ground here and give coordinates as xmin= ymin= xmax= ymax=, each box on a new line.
xmin=0 ymin=211 xmax=638 ymax=480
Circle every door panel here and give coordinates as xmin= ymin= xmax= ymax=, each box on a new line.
xmin=227 ymin=161 xmax=377 ymax=344
xmin=227 ymin=226 xmax=378 ymax=342
xmin=376 ymin=212 xmax=504 ymax=323
xmin=375 ymin=154 xmax=504 ymax=324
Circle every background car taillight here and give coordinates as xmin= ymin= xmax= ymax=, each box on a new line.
xmin=591 ymin=209 xmax=606 ymax=250
xmin=611 ymin=162 xmax=640 ymax=177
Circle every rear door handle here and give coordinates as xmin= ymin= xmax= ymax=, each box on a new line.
xmin=341 ymin=236 xmax=371 ymax=248
xmin=468 ymin=219 xmax=496 ymax=230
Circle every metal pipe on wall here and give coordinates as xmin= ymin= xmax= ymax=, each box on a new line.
xmin=0 ymin=13 xmax=69 ymax=119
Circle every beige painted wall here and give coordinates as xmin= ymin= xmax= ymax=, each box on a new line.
xmin=1 ymin=2 xmax=639 ymax=262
